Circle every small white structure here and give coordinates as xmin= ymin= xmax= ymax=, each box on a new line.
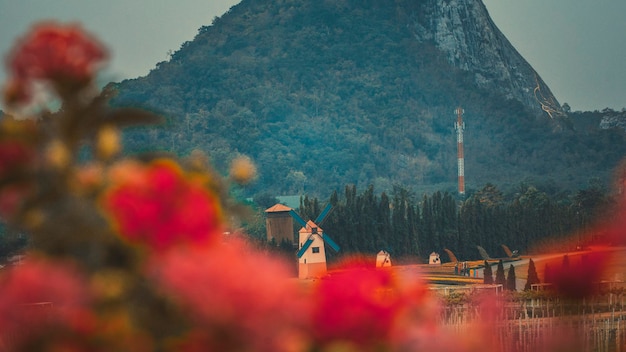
xmin=429 ymin=252 xmax=441 ymax=265
xmin=376 ymin=250 xmax=392 ymax=268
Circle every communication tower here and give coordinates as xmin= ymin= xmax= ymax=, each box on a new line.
xmin=454 ymin=107 xmax=465 ymax=196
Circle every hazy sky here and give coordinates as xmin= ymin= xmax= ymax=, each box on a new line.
xmin=1 ymin=0 xmax=624 ymax=111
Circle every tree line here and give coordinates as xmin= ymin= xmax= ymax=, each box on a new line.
xmin=289 ymin=181 xmax=615 ymax=263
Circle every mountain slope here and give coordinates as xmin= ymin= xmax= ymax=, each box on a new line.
xmin=110 ymin=0 xmax=625 ymax=197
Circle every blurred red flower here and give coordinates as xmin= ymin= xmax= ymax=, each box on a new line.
xmin=149 ymin=238 xmax=310 ymax=351
xmin=0 ymin=140 xmax=35 ymax=177
xmin=101 ymin=159 xmax=222 ymax=251
xmin=551 ymin=250 xmax=608 ymax=299
xmin=0 ymin=126 xmax=39 ymax=219
xmin=4 ymin=21 xmax=107 ymax=104
xmin=0 ymin=258 xmax=95 ymax=349
xmin=310 ymin=263 xmax=433 ymax=351
xmin=0 ymin=183 xmax=34 ymax=220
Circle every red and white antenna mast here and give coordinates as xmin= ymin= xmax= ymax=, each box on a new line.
xmin=454 ymin=107 xmax=465 ymax=196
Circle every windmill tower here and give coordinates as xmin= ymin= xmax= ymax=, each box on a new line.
xmin=290 ymin=204 xmax=340 ymax=279
xmin=265 ymin=204 xmax=295 ymax=245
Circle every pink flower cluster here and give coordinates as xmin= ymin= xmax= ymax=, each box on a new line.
xmin=0 ymin=259 xmax=95 ymax=349
xmin=101 ymin=159 xmax=223 ymax=251
xmin=150 ymin=238 xmax=310 ymax=351
xmin=312 ymin=265 xmax=415 ymax=348
xmin=3 ymin=21 xmax=107 ymax=105
xmin=150 ymin=246 xmax=446 ymax=352
xmin=0 ymin=243 xmax=445 ymax=351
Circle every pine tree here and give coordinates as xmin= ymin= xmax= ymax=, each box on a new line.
xmin=524 ymin=258 xmax=540 ymax=290
xmin=359 ymin=185 xmax=377 ymax=253
xmin=343 ymin=185 xmax=358 ymax=252
xmin=420 ymin=194 xmax=434 ymax=254
xmin=506 ymin=264 xmax=516 ymax=291
xmin=483 ymin=260 xmax=493 ymax=284
xmin=393 ymin=187 xmax=414 ymax=257
xmin=377 ymin=192 xmax=392 ymax=251
xmin=495 ymin=259 xmax=506 ymax=286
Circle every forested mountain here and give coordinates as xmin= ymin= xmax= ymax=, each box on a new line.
xmin=110 ymin=0 xmax=626 ymax=198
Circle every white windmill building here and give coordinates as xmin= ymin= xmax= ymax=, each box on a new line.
xmin=290 ymin=204 xmax=340 ymax=279
xmin=376 ymin=250 xmax=392 ymax=268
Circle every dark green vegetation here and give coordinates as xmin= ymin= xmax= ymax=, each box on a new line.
xmin=483 ymin=260 xmax=493 ymax=284
xmin=524 ymin=258 xmax=540 ymax=290
xmin=253 ymin=181 xmax=617 ymax=263
xmin=506 ymin=264 xmax=516 ymax=291
xmin=109 ymin=0 xmax=626 ymax=198
xmin=495 ymin=260 xmax=506 ymax=286
xmin=0 ymin=224 xmax=27 ymax=265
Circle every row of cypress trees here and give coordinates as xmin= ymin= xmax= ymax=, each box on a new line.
xmin=482 ymin=255 xmax=595 ymax=292
xmin=296 ymin=182 xmax=611 ymax=262
xmin=482 ymin=259 xmax=531 ymax=291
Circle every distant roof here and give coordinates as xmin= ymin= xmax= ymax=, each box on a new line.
xmin=265 ymin=203 xmax=292 ymax=213
xmin=276 ymin=195 xmax=301 ymax=209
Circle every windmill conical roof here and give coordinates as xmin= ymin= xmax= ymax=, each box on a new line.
xmin=265 ymin=203 xmax=292 ymax=213
xmin=299 ymin=220 xmax=322 ymax=234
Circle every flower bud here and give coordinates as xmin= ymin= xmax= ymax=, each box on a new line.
xmin=23 ymin=208 xmax=45 ymax=230
xmin=229 ymin=156 xmax=256 ymax=184
xmin=97 ymin=125 xmax=121 ymax=160
xmin=71 ymin=163 xmax=104 ymax=195
xmin=91 ymin=270 xmax=128 ymax=300
xmin=45 ymin=139 xmax=71 ymax=169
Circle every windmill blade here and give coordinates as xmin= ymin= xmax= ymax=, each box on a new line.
xmin=444 ymin=248 xmax=459 ymax=263
xmin=314 ymin=204 xmax=333 ymax=225
xmin=501 ymin=244 xmax=514 ymax=258
xmin=289 ymin=209 xmax=308 ymax=228
xmin=476 ymin=245 xmax=491 ymax=261
xmin=297 ymin=237 xmax=314 ymax=258
xmin=322 ymin=233 xmax=340 ymax=252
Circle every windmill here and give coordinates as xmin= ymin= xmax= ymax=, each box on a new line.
xmin=289 ymin=204 xmax=340 ymax=279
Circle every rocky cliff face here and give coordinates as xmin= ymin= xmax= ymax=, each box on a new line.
xmin=409 ymin=0 xmax=561 ymax=116
xmin=599 ymin=110 xmax=626 ymax=130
